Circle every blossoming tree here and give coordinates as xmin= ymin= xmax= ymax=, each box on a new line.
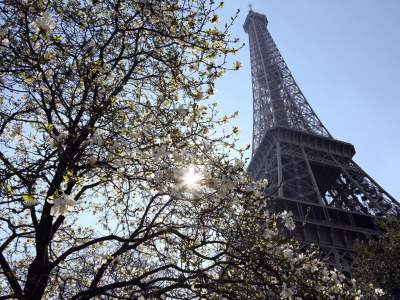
xmin=0 ymin=0 xmax=379 ymax=299
xmin=352 ymin=218 xmax=399 ymax=299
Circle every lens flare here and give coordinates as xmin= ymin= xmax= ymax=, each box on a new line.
xmin=183 ymin=166 xmax=203 ymax=189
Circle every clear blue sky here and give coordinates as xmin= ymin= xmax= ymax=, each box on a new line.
xmin=215 ymin=0 xmax=400 ymax=199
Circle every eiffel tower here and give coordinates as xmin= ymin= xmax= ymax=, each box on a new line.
xmin=244 ymin=9 xmax=400 ymax=272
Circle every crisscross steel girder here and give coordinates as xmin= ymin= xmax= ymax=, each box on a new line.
xmin=244 ymin=10 xmax=400 ymax=272
xmin=244 ymin=11 xmax=331 ymax=154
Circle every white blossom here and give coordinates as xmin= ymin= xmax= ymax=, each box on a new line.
xmin=89 ymin=130 xmax=105 ymax=146
xmin=322 ymin=267 xmax=330 ymax=281
xmin=47 ymin=193 xmax=75 ymax=216
xmin=174 ymin=105 xmax=187 ymax=116
xmin=282 ymin=248 xmax=294 ymax=262
xmin=111 ymin=158 xmax=125 ymax=169
xmin=1 ymin=38 xmax=9 ymax=47
xmin=280 ymin=283 xmax=295 ymax=299
xmin=31 ymin=11 xmax=56 ymax=33
xmin=45 ymin=68 xmax=54 ymax=77
xmin=374 ymin=288 xmax=385 ymax=296
xmin=280 ymin=210 xmax=296 ymax=231
xmin=10 ymin=124 xmax=23 ymax=139
xmin=49 ymin=132 xmax=67 ymax=148
xmin=263 ymin=227 xmax=278 ymax=238
xmin=309 ymin=261 xmax=319 ymax=273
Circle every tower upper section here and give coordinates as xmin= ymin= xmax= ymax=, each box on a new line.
xmin=244 ymin=10 xmax=331 ymax=154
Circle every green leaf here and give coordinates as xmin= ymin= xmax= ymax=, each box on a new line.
xmin=22 ymin=194 xmax=34 ymax=201
xmin=5 ymin=184 xmax=12 ymax=193
xmin=45 ymin=123 xmax=54 ymax=131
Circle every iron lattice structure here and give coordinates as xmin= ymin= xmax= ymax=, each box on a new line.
xmin=244 ymin=10 xmax=400 ymax=272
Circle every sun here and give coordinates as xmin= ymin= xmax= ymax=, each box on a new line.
xmin=182 ymin=166 xmax=203 ymax=189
